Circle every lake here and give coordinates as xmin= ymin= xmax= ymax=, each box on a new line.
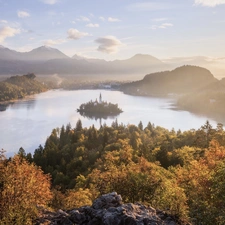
xmin=0 ymin=89 xmax=220 ymax=156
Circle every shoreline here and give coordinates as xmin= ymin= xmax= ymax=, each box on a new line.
xmin=0 ymin=89 xmax=49 ymax=106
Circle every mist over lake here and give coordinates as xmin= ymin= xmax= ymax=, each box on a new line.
xmin=0 ymin=89 xmax=219 ymax=156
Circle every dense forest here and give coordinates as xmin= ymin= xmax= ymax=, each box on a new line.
xmin=0 ymin=73 xmax=48 ymax=102
xmin=1 ymin=120 xmax=225 ymax=224
xmin=177 ymin=91 xmax=225 ymax=117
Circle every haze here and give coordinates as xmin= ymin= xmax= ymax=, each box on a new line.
xmin=0 ymin=0 xmax=225 ymax=78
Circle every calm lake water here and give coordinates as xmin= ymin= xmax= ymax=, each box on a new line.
xmin=0 ymin=89 xmax=220 ymax=156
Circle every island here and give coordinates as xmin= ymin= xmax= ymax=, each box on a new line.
xmin=77 ymin=93 xmax=123 ymax=119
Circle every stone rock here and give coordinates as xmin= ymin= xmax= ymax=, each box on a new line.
xmin=35 ymin=192 xmax=180 ymax=225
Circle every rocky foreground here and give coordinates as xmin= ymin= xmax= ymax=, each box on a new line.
xmin=35 ymin=192 xmax=181 ymax=225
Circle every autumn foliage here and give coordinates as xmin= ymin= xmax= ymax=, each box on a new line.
xmin=0 ymin=154 xmax=52 ymax=225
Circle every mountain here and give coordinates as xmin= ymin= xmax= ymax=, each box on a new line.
xmin=0 ymin=45 xmax=69 ymax=61
xmin=162 ymin=56 xmax=225 ymax=80
xmin=0 ymin=45 xmax=22 ymax=60
xmin=72 ymin=54 xmax=86 ymax=60
xmin=24 ymin=46 xmax=69 ymax=61
xmin=123 ymin=54 xmax=164 ymax=65
xmin=120 ymin=65 xmax=218 ymax=96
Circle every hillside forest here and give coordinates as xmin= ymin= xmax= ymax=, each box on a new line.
xmin=1 ymin=120 xmax=225 ymax=224
xmin=0 ymin=73 xmax=48 ymax=102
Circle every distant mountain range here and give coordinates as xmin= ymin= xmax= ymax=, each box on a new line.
xmin=0 ymin=45 xmax=68 ymax=61
xmin=0 ymin=45 xmax=224 ymax=80
xmin=0 ymin=45 xmax=168 ymax=79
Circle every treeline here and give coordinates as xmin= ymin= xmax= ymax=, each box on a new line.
xmin=0 ymin=73 xmax=48 ymax=102
xmin=2 ymin=120 xmax=225 ymax=224
xmin=177 ymin=91 xmax=225 ymax=116
xmin=31 ymin=120 xmax=225 ymax=224
xmin=78 ymin=100 xmax=123 ymax=114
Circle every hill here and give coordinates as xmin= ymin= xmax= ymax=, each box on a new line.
xmin=0 ymin=73 xmax=48 ymax=102
xmin=120 ymin=65 xmax=218 ymax=96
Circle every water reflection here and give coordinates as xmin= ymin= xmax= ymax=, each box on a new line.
xmin=0 ymin=89 xmax=219 ymax=156
xmin=0 ymin=104 xmax=9 ymax=111
xmin=0 ymin=98 xmax=36 ymax=111
xmin=10 ymin=99 xmax=36 ymax=110
xmin=78 ymin=111 xmax=119 ymax=120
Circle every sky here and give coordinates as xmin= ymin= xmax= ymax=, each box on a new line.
xmin=0 ymin=0 xmax=225 ymax=60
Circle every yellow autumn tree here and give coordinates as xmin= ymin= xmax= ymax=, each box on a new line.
xmin=0 ymin=155 xmax=52 ymax=225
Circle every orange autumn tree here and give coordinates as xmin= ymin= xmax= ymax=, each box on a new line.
xmin=0 ymin=154 xmax=52 ymax=225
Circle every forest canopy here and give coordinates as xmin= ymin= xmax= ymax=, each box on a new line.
xmin=1 ymin=120 xmax=225 ymax=224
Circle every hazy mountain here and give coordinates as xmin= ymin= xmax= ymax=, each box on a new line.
xmin=24 ymin=46 xmax=69 ymax=61
xmin=0 ymin=46 xmax=169 ymax=78
xmin=162 ymin=56 xmax=225 ymax=80
xmin=0 ymin=45 xmax=23 ymax=60
xmin=220 ymin=77 xmax=225 ymax=86
xmin=72 ymin=54 xmax=86 ymax=60
xmin=0 ymin=45 xmax=69 ymax=61
xmin=1 ymin=46 xmax=223 ymax=81
xmin=120 ymin=65 xmax=218 ymax=96
xmin=198 ymin=80 xmax=225 ymax=93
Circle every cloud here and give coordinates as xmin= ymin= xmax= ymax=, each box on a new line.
xmin=76 ymin=16 xmax=90 ymax=22
xmin=67 ymin=28 xmax=89 ymax=40
xmin=194 ymin=0 xmax=225 ymax=7
xmin=17 ymin=10 xmax=30 ymax=18
xmin=41 ymin=0 xmax=58 ymax=4
xmin=0 ymin=20 xmax=7 ymax=24
xmin=99 ymin=16 xmax=105 ymax=21
xmin=151 ymin=23 xmax=173 ymax=29
xmin=95 ymin=36 xmax=122 ymax=54
xmin=151 ymin=18 xmax=167 ymax=22
xmin=160 ymin=23 xmax=173 ymax=28
xmin=44 ymin=39 xmax=66 ymax=46
xmin=108 ymin=17 xmax=121 ymax=22
xmin=0 ymin=26 xmax=20 ymax=43
xmin=127 ymin=2 xmax=172 ymax=11
xmin=86 ymin=23 xmax=99 ymax=28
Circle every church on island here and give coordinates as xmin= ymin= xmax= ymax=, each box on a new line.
xmin=77 ymin=93 xmax=123 ymax=115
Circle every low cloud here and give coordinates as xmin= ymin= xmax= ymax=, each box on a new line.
xmin=86 ymin=23 xmax=99 ymax=28
xmin=160 ymin=23 xmax=173 ymax=28
xmin=194 ymin=0 xmax=225 ymax=7
xmin=127 ymin=2 xmax=172 ymax=11
xmin=0 ymin=26 xmax=20 ymax=43
xmin=41 ymin=0 xmax=58 ymax=4
xmin=76 ymin=16 xmax=90 ymax=22
xmin=0 ymin=20 xmax=7 ymax=24
xmin=95 ymin=36 xmax=122 ymax=54
xmin=17 ymin=10 xmax=30 ymax=18
xmin=151 ymin=23 xmax=173 ymax=29
xmin=151 ymin=18 xmax=167 ymax=22
xmin=99 ymin=16 xmax=105 ymax=21
xmin=44 ymin=39 xmax=66 ymax=46
xmin=108 ymin=17 xmax=121 ymax=22
xmin=67 ymin=28 xmax=89 ymax=40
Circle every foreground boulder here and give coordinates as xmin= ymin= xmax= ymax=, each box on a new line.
xmin=36 ymin=192 xmax=180 ymax=225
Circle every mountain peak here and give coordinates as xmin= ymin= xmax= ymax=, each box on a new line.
xmin=27 ymin=46 xmax=69 ymax=60
xmin=32 ymin=46 xmax=56 ymax=51
xmin=127 ymin=53 xmax=163 ymax=65
xmin=72 ymin=54 xmax=86 ymax=60
xmin=0 ymin=45 xmax=6 ymax=49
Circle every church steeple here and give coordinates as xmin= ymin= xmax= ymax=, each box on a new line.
xmin=99 ymin=93 xmax=102 ymax=103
